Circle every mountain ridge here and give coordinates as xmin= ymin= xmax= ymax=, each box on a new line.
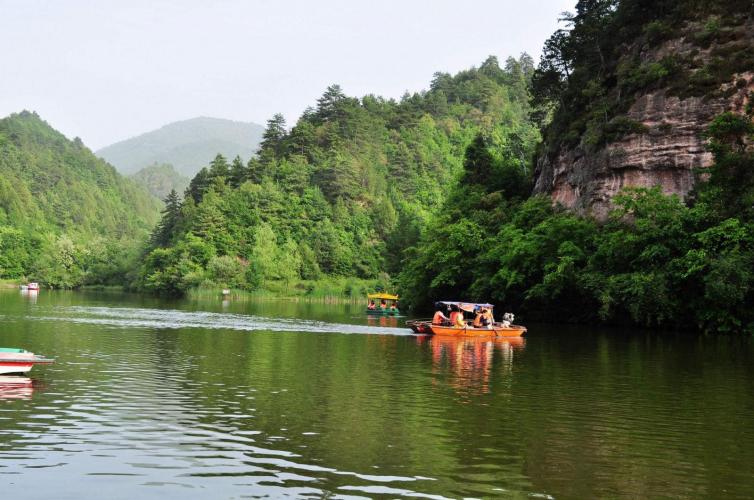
xmin=0 ymin=110 xmax=161 ymax=286
xmin=97 ymin=116 xmax=264 ymax=177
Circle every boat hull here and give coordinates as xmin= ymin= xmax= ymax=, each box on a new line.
xmin=429 ymin=324 xmax=527 ymax=338
xmin=0 ymin=362 xmax=35 ymax=374
xmin=366 ymin=309 xmax=400 ymax=316
xmin=406 ymin=319 xmax=432 ymax=334
xmin=0 ymin=351 xmax=54 ymax=374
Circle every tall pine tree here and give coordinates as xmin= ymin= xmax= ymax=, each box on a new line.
xmin=150 ymin=189 xmax=182 ymax=248
xmin=258 ymin=113 xmax=288 ymax=162
xmin=229 ymin=155 xmax=247 ymax=188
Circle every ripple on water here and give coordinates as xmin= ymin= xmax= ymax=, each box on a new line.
xmin=30 ymin=305 xmax=412 ymax=336
xmin=1 ymin=297 xmax=752 ymax=499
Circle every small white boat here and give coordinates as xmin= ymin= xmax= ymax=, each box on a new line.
xmin=19 ymin=284 xmax=28 ymax=291
xmin=27 ymin=282 xmax=40 ymax=291
xmin=0 ymin=348 xmax=54 ymax=375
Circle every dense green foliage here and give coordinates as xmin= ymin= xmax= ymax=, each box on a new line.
xmin=135 ymin=1 xmax=754 ymax=333
xmin=400 ymin=1 xmax=754 ymax=333
xmin=130 ymin=163 xmax=190 ymax=200
xmin=0 ymin=111 xmax=161 ymax=287
xmin=136 ymin=56 xmax=539 ymax=295
xmin=97 ymin=116 xmax=264 ymax=176
xmin=400 ymin=108 xmax=754 ymax=333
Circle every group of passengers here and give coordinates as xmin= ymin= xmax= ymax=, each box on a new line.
xmin=432 ymin=304 xmax=494 ymax=328
xmin=367 ymin=300 xmax=398 ymax=312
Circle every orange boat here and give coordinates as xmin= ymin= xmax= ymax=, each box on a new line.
xmin=426 ymin=301 xmax=526 ymax=338
xmin=429 ymin=323 xmax=526 ymax=337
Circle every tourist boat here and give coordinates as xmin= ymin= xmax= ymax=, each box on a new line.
xmin=427 ymin=301 xmax=527 ymax=338
xmin=430 ymin=323 xmax=526 ymax=337
xmin=27 ymin=282 xmax=40 ymax=291
xmin=365 ymin=293 xmax=400 ymax=315
xmin=0 ymin=348 xmax=54 ymax=374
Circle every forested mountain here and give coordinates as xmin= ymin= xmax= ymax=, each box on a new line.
xmin=139 ymin=0 xmax=754 ymax=333
xmin=97 ymin=117 xmax=264 ymax=176
xmin=130 ymin=163 xmax=190 ymax=200
xmin=0 ymin=111 xmax=161 ymax=286
xmin=402 ymin=0 xmax=754 ymax=333
xmin=137 ymin=55 xmax=538 ymax=295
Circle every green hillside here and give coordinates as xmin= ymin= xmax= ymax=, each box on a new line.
xmin=0 ymin=111 xmax=161 ymax=287
xmin=400 ymin=0 xmax=754 ymax=333
xmin=136 ymin=55 xmax=538 ymax=295
xmin=130 ymin=163 xmax=190 ymax=200
xmin=97 ymin=117 xmax=264 ymax=176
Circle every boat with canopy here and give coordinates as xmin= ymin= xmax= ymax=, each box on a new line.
xmin=365 ymin=293 xmax=400 ymax=315
xmin=408 ymin=301 xmax=526 ymax=337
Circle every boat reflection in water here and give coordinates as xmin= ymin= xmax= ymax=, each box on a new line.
xmin=366 ymin=315 xmax=400 ymax=328
xmin=19 ymin=288 xmax=39 ymax=304
xmin=0 ymin=376 xmax=34 ymax=400
xmin=426 ymin=335 xmax=525 ymax=394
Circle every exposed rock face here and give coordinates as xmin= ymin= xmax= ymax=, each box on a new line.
xmin=534 ymin=24 xmax=754 ymax=219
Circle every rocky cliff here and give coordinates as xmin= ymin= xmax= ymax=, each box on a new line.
xmin=533 ymin=10 xmax=754 ymax=219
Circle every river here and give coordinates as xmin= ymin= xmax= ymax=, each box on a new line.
xmin=0 ymin=290 xmax=752 ymax=498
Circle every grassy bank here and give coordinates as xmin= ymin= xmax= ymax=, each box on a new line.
xmin=0 ymin=279 xmax=20 ymax=289
xmin=79 ymin=285 xmax=126 ymax=292
xmin=187 ymin=277 xmax=390 ymax=304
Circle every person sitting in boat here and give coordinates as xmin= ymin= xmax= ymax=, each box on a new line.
xmin=484 ymin=309 xmax=495 ymax=326
xmin=449 ymin=305 xmax=466 ymax=327
xmin=389 ymin=303 xmax=397 ymax=312
xmin=380 ymin=300 xmax=387 ymax=310
xmin=472 ymin=308 xmax=485 ymax=328
xmin=367 ymin=301 xmax=376 ymax=310
xmin=471 ymin=308 xmax=491 ymax=328
xmin=432 ymin=308 xmax=449 ymax=325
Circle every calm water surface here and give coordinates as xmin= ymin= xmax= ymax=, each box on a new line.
xmin=0 ymin=290 xmax=752 ymax=499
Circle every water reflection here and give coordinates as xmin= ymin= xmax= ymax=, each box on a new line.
xmin=0 ymin=291 xmax=752 ymax=498
xmin=19 ymin=289 xmax=38 ymax=304
xmin=0 ymin=376 xmax=34 ymax=400
xmin=366 ymin=315 xmax=400 ymax=328
xmin=428 ymin=336 xmax=525 ymax=394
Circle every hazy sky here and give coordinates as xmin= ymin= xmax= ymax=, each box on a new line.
xmin=1 ymin=0 xmax=574 ymax=150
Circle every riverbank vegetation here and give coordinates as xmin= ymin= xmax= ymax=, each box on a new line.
xmin=187 ymin=276 xmax=387 ymax=303
xmin=399 ymin=111 xmax=754 ymax=333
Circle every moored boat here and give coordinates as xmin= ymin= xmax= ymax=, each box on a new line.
xmin=27 ymin=282 xmax=40 ymax=291
xmin=0 ymin=348 xmax=54 ymax=375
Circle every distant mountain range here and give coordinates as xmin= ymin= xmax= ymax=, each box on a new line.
xmin=97 ymin=117 xmax=264 ymax=177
